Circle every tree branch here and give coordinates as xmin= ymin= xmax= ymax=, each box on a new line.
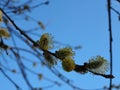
xmin=107 ymin=0 xmax=113 ymax=90
xmin=0 ymin=7 xmax=114 ymax=79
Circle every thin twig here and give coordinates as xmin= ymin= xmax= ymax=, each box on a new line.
xmin=111 ymin=6 xmax=120 ymax=16
xmin=0 ymin=68 xmax=21 ymax=90
xmin=116 ymin=0 xmax=120 ymax=3
xmin=107 ymin=0 xmax=113 ymax=90
xmin=0 ymin=8 xmax=36 ymax=45
xmin=11 ymin=49 xmax=33 ymax=90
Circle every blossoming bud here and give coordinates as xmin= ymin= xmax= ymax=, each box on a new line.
xmin=55 ymin=47 xmax=75 ymax=60
xmin=0 ymin=10 xmax=3 ymax=23
xmin=86 ymin=56 xmax=109 ymax=74
xmin=38 ymin=33 xmax=53 ymax=50
xmin=0 ymin=28 xmax=10 ymax=38
xmin=43 ymin=51 xmax=57 ymax=67
xmin=62 ymin=57 xmax=75 ymax=72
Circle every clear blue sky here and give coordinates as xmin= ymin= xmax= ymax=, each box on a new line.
xmin=0 ymin=0 xmax=120 ymax=90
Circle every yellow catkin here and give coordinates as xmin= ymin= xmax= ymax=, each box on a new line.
xmin=43 ymin=51 xmax=56 ymax=66
xmin=55 ymin=47 xmax=74 ymax=60
xmin=0 ymin=28 xmax=10 ymax=38
xmin=62 ymin=57 xmax=75 ymax=72
xmin=39 ymin=33 xmax=53 ymax=50
xmin=86 ymin=56 xmax=109 ymax=74
xmin=0 ymin=10 xmax=3 ymax=23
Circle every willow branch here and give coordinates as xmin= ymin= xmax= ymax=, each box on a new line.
xmin=0 ymin=7 xmax=115 ymax=90
xmin=0 ymin=7 xmax=114 ymax=79
xmin=74 ymin=64 xmax=114 ymax=79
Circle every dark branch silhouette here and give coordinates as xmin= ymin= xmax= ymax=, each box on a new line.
xmin=107 ymin=0 xmax=113 ymax=90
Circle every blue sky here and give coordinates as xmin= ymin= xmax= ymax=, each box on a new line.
xmin=0 ymin=0 xmax=120 ymax=90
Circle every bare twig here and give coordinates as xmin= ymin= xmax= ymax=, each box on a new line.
xmin=116 ymin=0 xmax=120 ymax=3
xmin=107 ymin=0 xmax=113 ymax=90
xmin=11 ymin=49 xmax=33 ymax=90
xmin=111 ymin=7 xmax=120 ymax=16
xmin=0 ymin=68 xmax=21 ymax=90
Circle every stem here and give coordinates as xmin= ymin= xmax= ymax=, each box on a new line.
xmin=107 ymin=0 xmax=113 ymax=89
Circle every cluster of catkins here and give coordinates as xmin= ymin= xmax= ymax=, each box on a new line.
xmin=38 ymin=33 xmax=109 ymax=74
